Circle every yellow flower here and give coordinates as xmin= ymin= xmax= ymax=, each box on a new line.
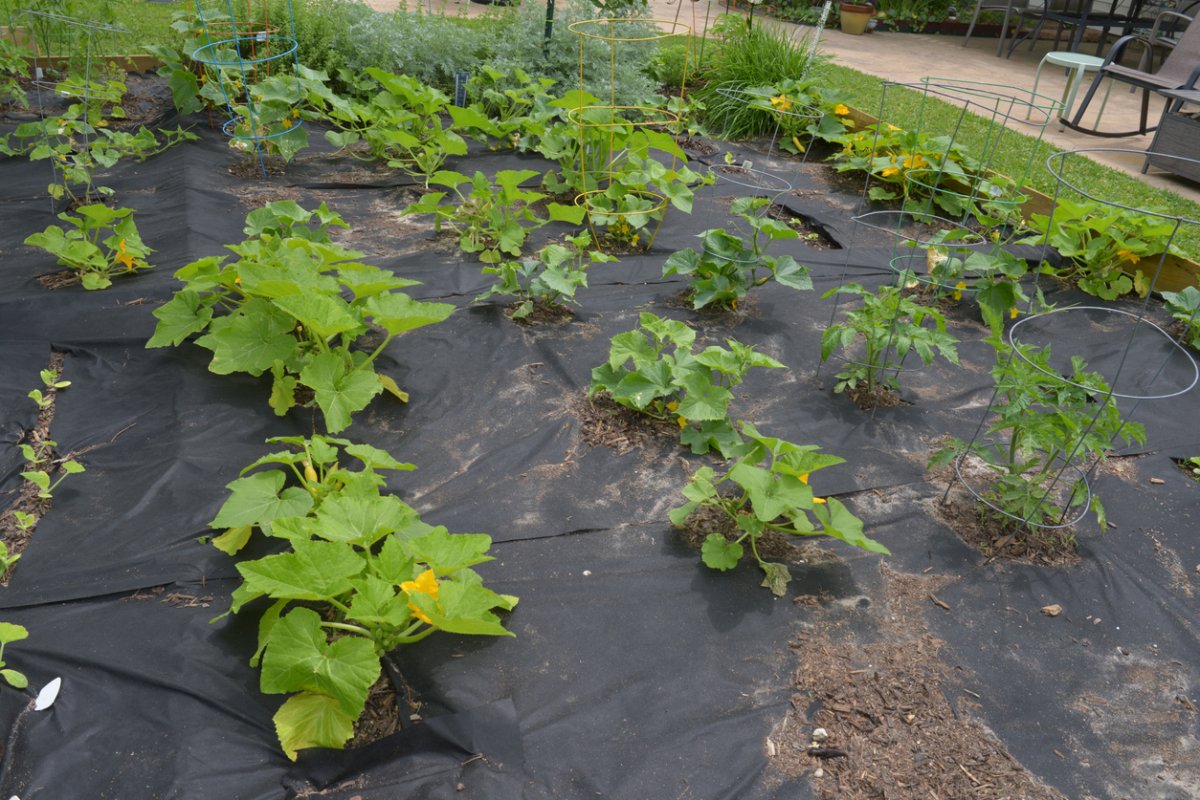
xmin=952 ymin=280 xmax=967 ymax=302
xmin=401 ymin=569 xmax=440 ymax=625
xmin=887 ymin=123 xmax=900 ymax=132
xmin=833 ymin=103 xmax=850 ymax=116
xmin=902 ymin=154 xmax=926 ymax=170
xmin=676 ymin=415 xmax=687 ymax=429
xmin=1009 ymin=306 xmax=1019 ymax=320
xmin=881 ymin=166 xmax=899 ymax=178
xmin=770 ymin=94 xmax=793 ymax=112
xmin=114 ymin=239 xmax=136 ymax=270
xmin=799 ymin=474 xmax=828 ymax=504
xmin=791 ymin=135 xmax=806 ymax=154
xmin=1116 ymin=248 xmax=1140 ymax=264
xmin=666 ymin=400 xmax=679 ymax=412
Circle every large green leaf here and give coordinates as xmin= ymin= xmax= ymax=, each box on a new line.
xmin=147 ymin=290 xmax=214 ymax=347
xmin=404 ymin=529 xmax=494 ymax=573
xmin=261 ymin=607 xmax=380 ymax=714
xmin=315 ymin=493 xmax=415 ymax=546
xmin=299 ymin=351 xmax=384 ymax=433
xmin=411 ymin=580 xmax=513 ymax=636
xmin=210 ymin=470 xmax=314 ymax=529
xmin=272 ymin=293 xmax=363 ymax=339
xmin=195 ymin=300 xmax=299 ymax=377
xmin=364 ymin=293 xmax=454 ymax=337
xmin=273 ymin=691 xmax=358 ymax=761
xmin=237 ymin=539 xmax=366 ymax=602
xmin=675 ymin=372 xmax=732 ymax=421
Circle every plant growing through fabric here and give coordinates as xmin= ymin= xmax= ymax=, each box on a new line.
xmin=24 ymin=204 xmax=152 ymax=290
xmin=1022 ymin=198 xmax=1180 ymax=301
xmin=930 ymin=335 xmax=1146 ymax=533
xmin=304 ymin=67 xmax=491 ymax=187
xmin=662 ymin=196 xmax=813 ymax=310
xmin=670 ymin=421 xmax=888 ymax=596
xmin=0 ymin=622 xmax=28 ymax=689
xmin=821 ymin=282 xmax=959 ymax=401
xmin=1161 ymin=286 xmax=1200 ymax=350
xmin=1 ymin=76 xmax=195 ymax=205
xmin=210 ymin=436 xmax=517 ymax=759
xmin=18 ymin=368 xmax=84 ymax=502
xmin=590 ymin=312 xmax=785 ymax=457
xmin=146 ymin=201 xmax=453 ymax=432
xmin=402 ymin=168 xmax=585 ymax=264
xmin=476 ymin=231 xmax=616 ymax=318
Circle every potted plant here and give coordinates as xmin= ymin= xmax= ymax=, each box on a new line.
xmin=839 ymin=0 xmax=875 ymax=34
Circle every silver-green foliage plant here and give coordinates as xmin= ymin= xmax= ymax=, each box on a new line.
xmin=930 ymin=335 xmax=1146 ymax=533
xmin=662 ymin=196 xmax=813 ymax=310
xmin=589 ymin=312 xmax=785 ymax=457
xmin=210 ymin=435 xmax=517 ymax=760
xmin=476 ymin=231 xmax=615 ymax=319
xmin=147 ymin=201 xmax=454 ymax=432
xmin=670 ymin=422 xmax=888 ymax=596
xmin=820 ymin=282 xmax=959 ymax=401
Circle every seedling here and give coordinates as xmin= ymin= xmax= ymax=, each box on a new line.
xmin=0 ymin=623 xmax=28 ymax=689
xmin=25 ymin=205 xmax=152 ymax=290
xmin=476 ymin=231 xmax=615 ymax=318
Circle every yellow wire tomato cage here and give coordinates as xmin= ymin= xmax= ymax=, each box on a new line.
xmin=568 ymin=18 xmax=692 ymax=251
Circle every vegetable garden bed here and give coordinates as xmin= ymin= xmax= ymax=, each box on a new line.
xmin=1 ymin=75 xmax=1199 ymax=800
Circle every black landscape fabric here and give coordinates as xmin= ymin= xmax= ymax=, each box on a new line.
xmin=1 ymin=104 xmax=1199 ymax=800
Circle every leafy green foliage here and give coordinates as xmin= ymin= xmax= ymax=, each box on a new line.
xmin=0 ymin=622 xmax=28 ymax=690
xmin=670 ymin=421 xmax=887 ymax=595
xmin=25 ymin=204 xmax=152 ymax=290
xmin=211 ymin=436 xmax=517 ymax=759
xmin=476 ymin=231 xmax=615 ymax=318
xmin=930 ymin=336 xmax=1146 ymax=533
xmin=590 ymin=312 xmax=784 ymax=457
xmin=1 ymin=75 xmax=195 ymax=204
xmin=402 ymin=168 xmax=585 ymax=263
xmin=17 ymin=367 xmax=84 ymax=508
xmin=147 ymin=201 xmax=453 ymax=432
xmin=1179 ymin=456 xmax=1200 ymax=482
xmin=1022 ymin=198 xmax=1179 ymax=301
xmin=1161 ymin=286 xmax=1200 ymax=351
xmin=820 ymin=282 xmax=959 ymax=399
xmin=663 ymin=196 xmax=812 ymax=309
xmin=0 ymin=36 xmax=29 ymax=109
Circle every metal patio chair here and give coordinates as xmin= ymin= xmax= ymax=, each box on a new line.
xmin=962 ymin=0 xmax=1030 ymax=56
xmin=1062 ymin=11 xmax=1200 ymax=135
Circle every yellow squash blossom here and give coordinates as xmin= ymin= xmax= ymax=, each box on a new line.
xmin=881 ymin=166 xmax=899 ymax=178
xmin=952 ymin=280 xmax=967 ymax=302
xmin=770 ymin=94 xmax=793 ymax=112
xmin=833 ymin=103 xmax=850 ymax=116
xmin=902 ymin=154 xmax=926 ymax=170
xmin=401 ymin=569 xmax=440 ymax=625
xmin=114 ymin=239 xmax=136 ymax=270
xmin=1009 ymin=306 xmax=1019 ymax=320
xmin=798 ymin=474 xmax=828 ymax=505
xmin=1116 ymin=248 xmax=1140 ymax=264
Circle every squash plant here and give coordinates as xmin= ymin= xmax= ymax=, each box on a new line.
xmin=662 ymin=196 xmax=813 ymax=310
xmin=590 ymin=312 xmax=785 ymax=458
xmin=1161 ymin=286 xmax=1200 ymax=350
xmin=210 ymin=435 xmax=517 ymax=759
xmin=147 ymin=201 xmax=453 ymax=432
xmin=670 ymin=422 xmax=887 ymax=596
xmin=476 ymin=231 xmax=616 ymax=318
xmin=25 ymin=204 xmax=153 ymax=290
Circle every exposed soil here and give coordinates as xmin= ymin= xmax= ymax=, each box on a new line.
xmin=766 ymin=202 xmax=839 ymax=250
xmin=846 ymin=382 xmax=903 ymax=411
xmin=228 ymin=156 xmax=292 ymax=179
xmin=124 ymin=584 xmax=215 ymax=609
xmin=678 ymin=135 xmax=719 ymax=156
xmin=772 ymin=565 xmax=1067 ymax=800
xmin=347 ymin=673 xmax=403 ymax=749
xmin=36 ymin=269 xmax=80 ymax=290
xmin=0 ymin=352 xmax=65 ymax=585
xmin=507 ymin=300 xmax=575 ymax=325
xmin=575 ymin=392 xmax=682 ymax=455
xmin=928 ymin=458 xmax=1082 ymax=567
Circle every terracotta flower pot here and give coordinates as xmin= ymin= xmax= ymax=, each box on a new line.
xmin=839 ymin=3 xmax=874 ymax=35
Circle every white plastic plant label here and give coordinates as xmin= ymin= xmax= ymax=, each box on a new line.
xmin=34 ymin=677 xmax=61 ymax=711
